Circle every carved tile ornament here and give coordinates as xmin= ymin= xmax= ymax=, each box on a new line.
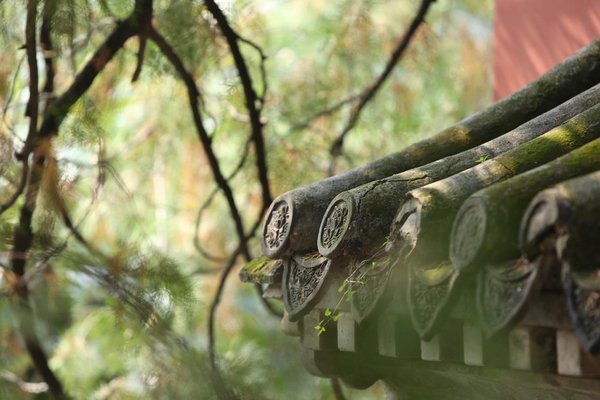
xmin=349 ymin=256 xmax=393 ymax=323
xmin=262 ymin=199 xmax=293 ymax=255
xmin=450 ymin=201 xmax=487 ymax=273
xmin=283 ymin=253 xmax=331 ymax=322
xmin=476 ymin=257 xmax=539 ymax=336
xmin=407 ymin=262 xmax=456 ymax=339
xmin=319 ymin=198 xmax=353 ymax=252
xmin=563 ymin=262 xmax=600 ymax=353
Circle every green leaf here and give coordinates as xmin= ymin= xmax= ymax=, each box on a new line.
xmin=332 ymin=312 xmax=343 ymax=322
xmin=345 ymin=290 xmax=357 ymax=301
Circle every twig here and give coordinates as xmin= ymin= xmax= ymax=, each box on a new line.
xmin=0 ymin=370 xmax=49 ymax=394
xmin=132 ymin=5 xmax=152 ymax=83
xmin=330 ymin=378 xmax=347 ymax=400
xmin=290 ymin=93 xmax=360 ymax=133
xmin=204 ymin=0 xmax=272 ymax=209
xmin=0 ymin=162 xmax=29 ymax=216
xmin=8 ymin=3 xmax=154 ymax=399
xmin=40 ymin=0 xmax=56 ymax=100
xmin=328 ymin=0 xmax=435 ymax=175
xmin=33 ymin=0 xmax=153 ymax=143
xmin=1 ymin=54 xmax=25 ymax=132
xmin=193 ymin=136 xmax=252 ymax=262
xmin=206 ymin=216 xmax=263 ymax=385
xmin=0 ymin=0 xmax=56 ymax=216
xmin=254 ymin=283 xmax=283 ymax=318
xmin=8 ymin=3 xmax=68 ymax=398
xmin=207 ymin=249 xmax=243 ymax=369
xmin=235 ymin=33 xmax=268 ymax=103
xmin=132 ymin=35 xmax=147 ymax=82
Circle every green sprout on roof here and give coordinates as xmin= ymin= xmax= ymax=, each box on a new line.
xmin=476 ymin=154 xmax=489 ymax=163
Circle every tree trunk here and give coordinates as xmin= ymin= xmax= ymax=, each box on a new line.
xmin=316 ymin=84 xmax=600 ymax=258
xmin=260 ymin=38 xmax=600 ymax=259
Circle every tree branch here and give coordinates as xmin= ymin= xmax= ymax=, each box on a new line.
xmin=8 ymin=3 xmax=69 ymax=398
xmin=193 ymin=136 xmax=252 ymax=263
xmin=204 ymin=0 xmax=272 ymax=209
xmin=148 ymin=26 xmax=251 ymax=261
xmin=0 ymin=163 xmax=29 ymax=216
xmin=254 ymin=283 xmax=283 ymax=318
xmin=8 ymin=2 xmax=154 ymax=399
xmin=33 ymin=0 xmax=153 ymax=144
xmin=290 ymin=93 xmax=360 ymax=133
xmin=132 ymin=5 xmax=153 ymax=83
xmin=40 ymin=0 xmax=56 ymax=101
xmin=235 ymin=33 xmax=268 ymax=103
xmin=132 ymin=35 xmax=147 ymax=82
xmin=328 ymin=0 xmax=435 ymax=175
xmin=206 ymin=215 xmax=263 ymax=389
xmin=0 ymin=370 xmax=49 ymax=394
xmin=330 ymin=378 xmax=347 ymax=400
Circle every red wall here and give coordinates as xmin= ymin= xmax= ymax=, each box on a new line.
xmin=493 ymin=0 xmax=600 ymax=101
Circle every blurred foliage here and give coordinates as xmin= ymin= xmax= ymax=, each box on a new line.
xmin=0 ymin=0 xmax=492 ymax=398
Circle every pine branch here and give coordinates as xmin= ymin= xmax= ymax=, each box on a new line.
xmin=0 ymin=163 xmax=29 ymax=216
xmin=328 ymin=0 xmax=435 ymax=175
xmin=8 ymin=2 xmax=154 ymax=399
xmin=204 ymin=0 xmax=272 ymax=209
xmin=9 ymin=3 xmax=69 ymax=398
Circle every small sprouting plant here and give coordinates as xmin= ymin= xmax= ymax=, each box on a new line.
xmin=313 ymin=255 xmax=386 ymax=335
xmin=476 ymin=154 xmax=489 ymax=163
xmin=314 ymin=308 xmax=344 ymax=335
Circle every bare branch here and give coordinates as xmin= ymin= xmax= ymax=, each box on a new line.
xmin=132 ymin=6 xmax=153 ymax=83
xmin=32 ymin=0 xmax=153 ymax=144
xmin=208 ymin=249 xmax=242 ymax=369
xmin=290 ymin=93 xmax=360 ymax=133
xmin=207 ymin=214 xmax=263 ymax=384
xmin=254 ymin=284 xmax=283 ymax=318
xmin=235 ymin=33 xmax=268 ymax=103
xmin=204 ymin=0 xmax=272 ymax=209
xmin=148 ymin=26 xmax=251 ymax=260
xmin=40 ymin=0 xmax=56 ymax=100
xmin=193 ymin=136 xmax=252 ymax=262
xmin=8 ymin=3 xmax=154 ymax=399
xmin=0 ymin=162 xmax=29 ymax=216
xmin=132 ymin=35 xmax=147 ymax=82
xmin=0 ymin=370 xmax=49 ymax=394
xmin=330 ymin=378 xmax=347 ymax=400
xmin=1 ymin=54 xmax=25 ymax=133
xmin=328 ymin=0 xmax=435 ymax=174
